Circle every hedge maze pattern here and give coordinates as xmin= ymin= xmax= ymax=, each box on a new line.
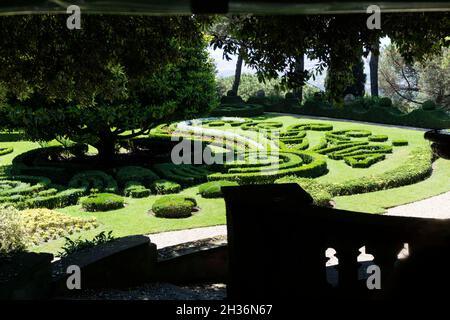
xmin=0 ymin=117 xmax=409 ymax=210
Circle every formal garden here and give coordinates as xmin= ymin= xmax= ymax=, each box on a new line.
xmin=0 ymin=13 xmax=449 ymax=264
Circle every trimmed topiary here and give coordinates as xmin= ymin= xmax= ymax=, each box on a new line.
xmin=80 ymin=193 xmax=124 ymax=212
xmin=69 ymin=170 xmax=118 ymax=193
xmin=344 ymin=154 xmax=386 ymax=168
xmin=152 ymin=195 xmax=196 ymax=218
xmin=378 ymin=97 xmax=393 ymax=108
xmin=198 ymin=180 xmax=239 ymax=198
xmin=368 ymin=135 xmax=389 ymax=142
xmin=124 ymin=181 xmax=151 ymax=198
xmin=392 ymin=140 xmax=409 ymax=146
xmin=345 ymin=129 xmax=372 ymax=138
xmin=206 ymin=120 xmax=225 ymax=127
xmin=0 ymin=147 xmax=13 ymax=156
xmin=115 ymin=166 xmax=159 ymax=187
xmin=152 ymin=179 xmax=181 ymax=195
xmin=422 ymin=100 xmax=436 ymax=111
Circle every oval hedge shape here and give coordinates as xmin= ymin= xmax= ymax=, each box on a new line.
xmin=152 ymin=195 xmax=197 ymax=218
xmin=198 ymin=180 xmax=239 ymax=198
xmin=81 ymin=193 xmax=125 ymax=212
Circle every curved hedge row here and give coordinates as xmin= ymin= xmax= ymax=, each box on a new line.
xmin=69 ymin=170 xmax=118 ymax=193
xmin=210 ymin=104 xmax=264 ymax=117
xmin=208 ymin=151 xmax=327 ymax=184
xmin=10 ymin=144 xmax=88 ymax=183
xmin=277 ymin=147 xmax=433 ymax=196
xmin=0 ymin=146 xmax=13 ymax=156
xmin=80 ymin=193 xmax=125 ymax=212
xmin=153 ymin=163 xmax=211 ymax=186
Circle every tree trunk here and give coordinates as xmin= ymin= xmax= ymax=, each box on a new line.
xmin=231 ymin=50 xmax=244 ymax=96
xmin=95 ymin=133 xmax=116 ymax=165
xmin=293 ymin=55 xmax=305 ymax=104
xmin=370 ymin=39 xmax=380 ymax=97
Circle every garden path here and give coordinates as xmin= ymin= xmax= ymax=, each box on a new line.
xmin=386 ymin=191 xmax=450 ymax=219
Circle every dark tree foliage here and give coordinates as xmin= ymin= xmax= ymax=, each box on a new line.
xmin=343 ymin=58 xmax=366 ymax=98
xmin=213 ymin=12 xmax=449 ymax=104
xmin=0 ymin=15 xmax=217 ymax=162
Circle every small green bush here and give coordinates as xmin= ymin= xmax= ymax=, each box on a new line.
xmin=80 ymin=193 xmax=124 ymax=212
xmin=124 ymin=181 xmax=151 ymax=198
xmin=422 ymin=100 xmax=436 ymax=110
xmin=152 ymin=179 xmax=181 ymax=195
xmin=0 ymin=146 xmax=13 ymax=156
xmin=152 ymin=195 xmax=196 ymax=218
xmin=392 ymin=140 xmax=409 ymax=146
xmin=115 ymin=166 xmax=159 ymax=187
xmin=345 ymin=130 xmax=372 ymax=138
xmin=198 ymin=180 xmax=239 ymax=198
xmin=344 ymin=154 xmax=386 ymax=168
xmin=378 ymin=97 xmax=393 ymax=108
xmin=58 ymin=231 xmax=115 ymax=257
xmin=69 ymin=170 xmax=118 ymax=193
xmin=0 ymin=206 xmax=28 ymax=255
xmin=368 ymin=135 xmax=389 ymax=142
xmin=207 ymin=120 xmax=225 ymax=127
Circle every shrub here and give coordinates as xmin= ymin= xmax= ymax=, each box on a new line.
xmin=69 ymin=170 xmax=118 ymax=193
xmin=58 ymin=231 xmax=115 ymax=258
xmin=80 ymin=193 xmax=124 ymax=212
xmin=123 ymin=181 xmax=151 ymax=198
xmin=345 ymin=129 xmax=372 ymax=137
xmin=392 ymin=140 xmax=409 ymax=146
xmin=368 ymin=135 xmax=389 ymax=142
xmin=153 ymin=163 xmax=211 ymax=185
xmin=343 ymin=154 xmax=386 ymax=168
xmin=378 ymin=97 xmax=393 ymax=108
xmin=326 ymin=147 xmax=432 ymax=195
xmin=152 ymin=179 xmax=181 ymax=195
xmin=25 ymin=188 xmax=86 ymax=209
xmin=210 ymin=104 xmax=264 ymax=117
xmin=198 ymin=180 xmax=239 ymax=198
xmin=206 ymin=120 xmax=225 ymax=127
xmin=274 ymin=178 xmax=332 ymax=207
xmin=152 ymin=195 xmax=196 ymax=218
xmin=21 ymin=209 xmax=98 ymax=244
xmin=0 ymin=206 xmax=28 ymax=255
xmin=115 ymin=166 xmax=159 ymax=187
xmin=0 ymin=146 xmax=13 ymax=156
xmin=208 ymin=151 xmax=328 ymax=183
xmin=422 ymin=100 xmax=436 ymax=110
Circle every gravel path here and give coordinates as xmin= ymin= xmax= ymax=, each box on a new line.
xmin=386 ymin=191 xmax=450 ymax=219
xmin=148 ymin=225 xmax=227 ymax=249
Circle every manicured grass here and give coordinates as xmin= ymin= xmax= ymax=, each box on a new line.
xmin=5 ymin=115 xmax=447 ymax=254
xmin=32 ymin=186 xmax=226 ymax=254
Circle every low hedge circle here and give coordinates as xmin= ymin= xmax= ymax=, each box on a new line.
xmin=80 ymin=193 xmax=125 ymax=212
xmin=198 ymin=180 xmax=239 ymax=198
xmin=152 ymin=195 xmax=197 ymax=218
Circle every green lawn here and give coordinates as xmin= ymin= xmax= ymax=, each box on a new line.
xmin=2 ymin=116 xmax=449 ymax=255
xmin=33 ymin=186 xmax=226 ymax=254
xmin=334 ymin=158 xmax=450 ymax=214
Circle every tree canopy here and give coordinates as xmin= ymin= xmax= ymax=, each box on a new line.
xmin=0 ymin=15 xmax=217 ymax=162
xmin=212 ymin=13 xmax=449 ymax=103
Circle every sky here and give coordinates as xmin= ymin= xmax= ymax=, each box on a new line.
xmin=209 ymin=37 xmax=391 ymax=91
